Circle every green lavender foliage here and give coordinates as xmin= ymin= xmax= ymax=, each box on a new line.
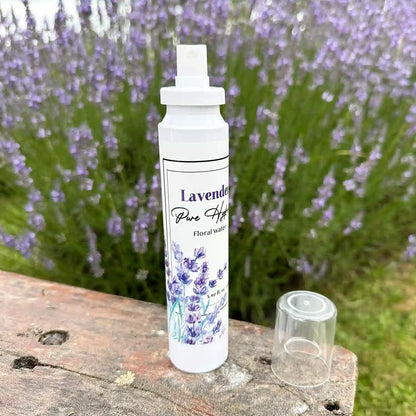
xmin=0 ymin=1 xmax=416 ymax=325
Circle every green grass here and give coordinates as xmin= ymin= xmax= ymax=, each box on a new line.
xmin=321 ymin=264 xmax=416 ymax=416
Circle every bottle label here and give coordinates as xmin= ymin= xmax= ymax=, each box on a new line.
xmin=162 ymin=155 xmax=229 ymax=345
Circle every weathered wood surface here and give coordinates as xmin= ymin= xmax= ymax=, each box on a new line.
xmin=0 ymin=271 xmax=357 ymax=415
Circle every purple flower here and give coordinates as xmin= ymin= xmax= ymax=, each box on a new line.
xmin=194 ymin=274 xmax=208 ymax=287
xmin=187 ymin=302 xmax=201 ymax=312
xmin=213 ymin=320 xmax=222 ymax=334
xmin=186 ymin=325 xmax=201 ymax=339
xmin=217 ymin=263 xmax=227 ymax=279
xmin=184 ymin=337 xmax=196 ymax=345
xmin=294 ymin=255 xmax=313 ymax=275
xmin=67 ymin=124 xmax=99 ymax=183
xmin=194 ymin=247 xmax=206 ymax=259
xmin=107 ymin=212 xmax=124 ymax=237
xmin=331 ymin=123 xmax=346 ymax=148
xmin=249 ymin=130 xmax=260 ymax=149
xmin=172 ymin=242 xmax=183 ymax=262
xmin=132 ymin=208 xmax=149 ymax=253
xmin=86 ymin=226 xmax=104 ymax=278
xmin=344 ymin=211 xmax=364 ymax=235
xmin=0 ymin=227 xmax=16 ymax=249
xmin=231 ymin=201 xmax=244 ymax=235
xmin=28 ymin=213 xmax=45 ymax=231
xmin=404 ymin=234 xmax=416 ymax=260
xmin=248 ymin=205 xmax=265 ymax=231
xmin=185 ymin=311 xmax=201 ymax=324
xmin=209 ymin=280 xmax=217 ymax=288
xmin=177 ymin=270 xmax=192 ymax=285
xmin=193 ymin=285 xmax=208 ymax=296
xmin=291 ymin=139 xmax=309 ymax=170
xmin=304 ymin=169 xmax=336 ymax=215
xmin=268 ymin=149 xmax=287 ymax=195
xmin=50 ymin=185 xmax=65 ymax=203
xmin=318 ymin=205 xmax=334 ymax=228
xmin=183 ymin=257 xmax=199 ymax=272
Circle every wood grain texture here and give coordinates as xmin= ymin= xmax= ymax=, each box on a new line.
xmin=0 ymin=270 xmax=357 ymax=415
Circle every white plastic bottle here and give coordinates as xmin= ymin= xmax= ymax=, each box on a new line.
xmin=158 ymin=45 xmax=229 ymax=373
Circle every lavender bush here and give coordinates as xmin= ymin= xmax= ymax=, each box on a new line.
xmin=1 ymin=0 xmax=416 ymax=321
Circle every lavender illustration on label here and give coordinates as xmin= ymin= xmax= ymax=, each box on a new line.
xmin=165 ymin=241 xmax=227 ymax=344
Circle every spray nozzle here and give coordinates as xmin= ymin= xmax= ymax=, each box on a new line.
xmin=175 ymin=44 xmax=210 ymax=88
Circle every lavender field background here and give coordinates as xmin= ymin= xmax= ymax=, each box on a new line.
xmin=1 ymin=1 xmax=416 ymax=413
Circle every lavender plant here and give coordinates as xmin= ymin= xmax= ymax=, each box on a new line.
xmin=1 ymin=0 xmax=416 ymax=322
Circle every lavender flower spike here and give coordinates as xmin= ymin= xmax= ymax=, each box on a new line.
xmin=86 ymin=226 xmax=104 ymax=278
xmin=107 ymin=212 xmax=124 ymax=237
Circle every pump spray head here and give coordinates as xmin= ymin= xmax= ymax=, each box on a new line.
xmin=175 ymin=45 xmax=210 ymax=88
xmin=160 ymin=44 xmax=224 ymax=105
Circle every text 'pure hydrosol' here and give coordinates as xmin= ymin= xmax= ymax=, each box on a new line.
xmin=158 ymin=45 xmax=229 ymax=373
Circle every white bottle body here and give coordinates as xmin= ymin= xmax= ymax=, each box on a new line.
xmin=158 ymin=105 xmax=229 ymax=373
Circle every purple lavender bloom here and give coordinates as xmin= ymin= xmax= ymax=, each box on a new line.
xmin=350 ymin=137 xmax=362 ymax=164
xmin=107 ymin=212 xmax=124 ymax=237
xmin=249 ymin=130 xmax=260 ymax=149
xmin=194 ymin=247 xmax=206 ymax=259
xmin=331 ymin=123 xmax=346 ymax=149
xmin=185 ymin=311 xmax=201 ymax=324
xmin=231 ymin=201 xmax=244 ymax=235
xmin=291 ymin=139 xmax=309 ymax=170
xmin=50 ymin=185 xmax=65 ymax=203
xmin=186 ymin=325 xmax=201 ymax=339
xmin=0 ymin=227 xmax=16 ymax=249
xmin=86 ymin=226 xmax=104 ymax=278
xmin=248 ymin=205 xmax=265 ymax=231
xmin=403 ymin=234 xmax=416 ymax=260
xmin=193 ymin=285 xmax=208 ymax=296
xmin=187 ymin=302 xmax=201 ymax=312
xmin=67 ymin=124 xmax=99 ymax=183
xmin=178 ymin=270 xmax=192 ymax=285
xmin=172 ymin=242 xmax=183 ymax=262
xmin=318 ymin=205 xmax=334 ymax=228
xmin=37 ymin=128 xmax=51 ymax=139
xmin=0 ymin=138 xmax=33 ymax=187
xmin=268 ymin=149 xmax=287 ymax=195
xmin=294 ymin=256 xmax=313 ymax=275
xmin=304 ymin=169 xmax=336 ymax=214
xmin=183 ymin=257 xmax=199 ymax=272
xmin=227 ymin=82 xmax=240 ymax=98
xmin=168 ymin=280 xmax=183 ymax=299
xmin=247 ymin=56 xmax=261 ymax=69
xmin=194 ymin=274 xmax=208 ymax=287
xmin=344 ymin=145 xmax=381 ymax=197
xmin=212 ymin=320 xmax=222 ymax=334
xmin=135 ymin=173 xmax=147 ymax=195
xmin=29 ymin=213 xmax=45 ymax=231
xmin=217 ymin=263 xmax=227 ymax=279
xmin=132 ymin=208 xmax=149 ymax=253
xmin=125 ymin=195 xmax=139 ymax=216
xmin=209 ymin=280 xmax=217 ymax=288
xmin=344 ymin=211 xmax=364 ymax=235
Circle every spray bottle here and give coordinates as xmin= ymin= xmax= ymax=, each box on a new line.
xmin=158 ymin=45 xmax=229 ymax=373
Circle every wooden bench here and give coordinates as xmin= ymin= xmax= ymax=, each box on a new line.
xmin=0 ymin=271 xmax=357 ymax=415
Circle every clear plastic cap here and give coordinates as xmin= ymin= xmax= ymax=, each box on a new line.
xmin=271 ymin=291 xmax=337 ymax=388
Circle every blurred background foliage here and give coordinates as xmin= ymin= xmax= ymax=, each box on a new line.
xmin=1 ymin=1 xmax=416 ymax=414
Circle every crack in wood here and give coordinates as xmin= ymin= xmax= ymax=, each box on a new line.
xmin=1 ymin=347 xmax=210 ymax=416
